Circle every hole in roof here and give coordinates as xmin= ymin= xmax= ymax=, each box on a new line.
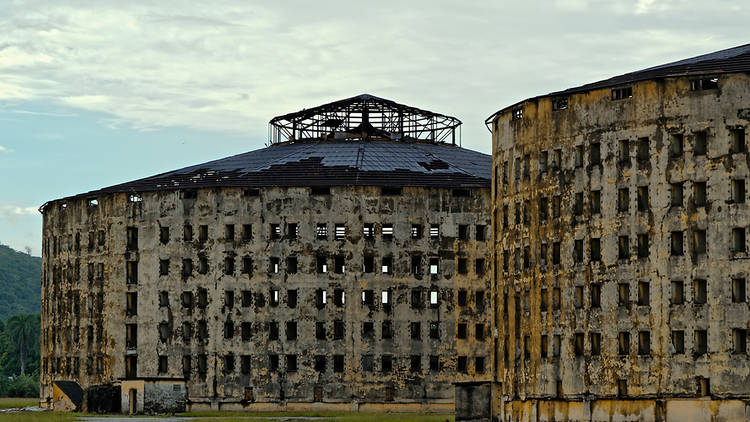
xmin=418 ymin=160 xmax=450 ymax=170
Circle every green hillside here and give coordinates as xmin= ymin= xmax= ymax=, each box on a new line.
xmin=0 ymin=245 xmax=41 ymax=321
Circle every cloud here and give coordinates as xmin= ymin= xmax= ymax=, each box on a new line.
xmin=0 ymin=145 xmax=6 ymax=152
xmin=0 ymin=204 xmax=39 ymax=217
xmin=0 ymin=1 xmax=747 ymax=151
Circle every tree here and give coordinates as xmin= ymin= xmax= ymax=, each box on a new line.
xmin=4 ymin=314 xmax=39 ymax=376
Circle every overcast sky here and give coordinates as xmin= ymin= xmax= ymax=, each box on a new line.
xmin=1 ymin=0 xmax=748 ymax=255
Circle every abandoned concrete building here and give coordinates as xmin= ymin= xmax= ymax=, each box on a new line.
xmin=455 ymin=44 xmax=750 ymax=421
xmin=39 ymin=94 xmax=493 ymax=413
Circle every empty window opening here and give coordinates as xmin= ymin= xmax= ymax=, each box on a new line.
xmin=381 ymin=187 xmax=401 ymax=196
xmin=332 ymin=320 xmax=344 ymax=340
xmin=363 ymin=223 xmax=375 ymax=239
xmin=224 ymin=224 xmax=235 ymax=242
xmin=126 ymin=261 xmax=138 ymax=284
xmin=732 ymin=179 xmax=745 ymax=203
xmin=511 ymin=107 xmax=523 ymax=121
xmin=617 ymin=188 xmax=629 ymax=212
xmin=574 ymin=286 xmax=583 ymax=309
xmin=694 ymin=131 xmax=708 ymax=155
xmin=316 ymin=223 xmax=327 ymax=239
xmin=315 ymin=355 xmax=326 ymax=372
xmin=551 ymin=96 xmax=568 ymax=111
xmin=733 ymin=278 xmax=746 ymax=303
xmin=637 ymin=186 xmax=649 ymax=211
xmin=269 ymin=257 xmax=280 ymax=274
xmin=334 ymin=289 xmax=345 ymax=306
xmin=381 ymin=290 xmax=391 ymax=306
xmin=618 ymin=236 xmax=630 ymax=259
xmin=430 ymin=224 xmax=440 ymax=239
xmin=429 ymin=289 xmax=439 ymax=306
xmin=241 ymin=355 xmax=251 ymax=375
xmin=458 ymin=258 xmax=468 ymax=274
xmin=694 ymin=279 xmax=707 ymax=305
xmin=128 ymin=194 xmax=142 ymax=203
xmin=286 ymin=256 xmax=298 ymax=274
xmin=126 ymin=227 xmax=138 ymax=251
xmin=159 ymin=291 xmax=169 ymax=308
xmin=732 ymin=227 xmax=746 ymax=253
xmin=270 ymin=224 xmax=280 ymax=240
xmin=552 ymin=287 xmax=561 ymax=310
xmin=126 ymin=292 xmax=137 ymax=316
xmin=429 ymin=257 xmax=440 ymax=275
xmin=457 ymin=356 xmax=468 ymax=373
xmin=590 ymin=284 xmax=601 ymax=308
xmin=287 ymin=289 xmax=297 ymax=308
xmin=223 ymin=256 xmax=234 ymax=275
xmin=590 ymin=142 xmax=601 ymax=165
xmin=552 ymin=195 xmax=561 ymax=218
xmin=335 ymin=224 xmax=346 ymax=240
xmin=334 ymin=255 xmax=345 ymax=274
xmin=243 ymin=188 xmax=260 ymax=197
xmin=316 ymin=289 xmax=327 ymax=308
xmin=694 ymin=230 xmax=707 ymax=255
xmin=618 ymin=332 xmax=630 ymax=355
xmin=638 ymin=281 xmax=650 ymax=306
xmin=241 ymin=290 xmax=252 ymax=307
xmin=363 ymin=322 xmax=374 ymax=339
xmin=637 ymin=233 xmax=649 ymax=258
xmin=269 ymin=321 xmax=279 ymax=341
xmin=410 ymin=355 xmax=421 ymax=373
xmin=691 ymin=77 xmax=719 ymax=91
xmin=453 ymin=188 xmax=471 ymax=197
xmin=698 ymin=377 xmax=710 ymax=396
xmin=611 ymin=86 xmax=632 ymax=100
xmin=182 ymin=291 xmax=194 ymax=309
xmin=411 ymin=224 xmax=422 ymax=239
xmin=457 ymin=323 xmax=467 ymax=339
xmin=457 ymin=224 xmax=469 ymax=240
xmin=197 ymin=225 xmax=208 ymax=244
xmin=693 ymin=182 xmax=707 ymax=206
xmin=286 ymin=355 xmax=297 ymax=372
xmin=270 ymin=289 xmax=280 ymax=307
xmin=591 ymin=333 xmax=601 ymax=356
xmin=382 ymin=224 xmax=393 ymax=240
xmin=671 ymin=133 xmax=684 ymax=157
xmin=361 ymin=290 xmax=374 ymax=306
xmin=672 ymin=281 xmax=684 ymax=305
xmin=382 ymin=321 xmax=393 ymax=339
xmin=552 ymin=335 xmax=561 ymax=357
xmin=541 ymin=335 xmax=548 ymax=358
xmin=574 ymin=240 xmax=583 ymax=263
xmin=286 ymin=223 xmax=298 ymax=240
xmin=672 ymin=330 xmax=685 ymax=354
xmin=574 ymin=333 xmax=584 ymax=356
xmin=429 ymin=322 xmax=440 ymax=339
xmin=160 ymin=227 xmax=169 ymax=244
xmin=316 ymin=322 xmax=327 ymax=340
xmin=671 ymin=231 xmax=684 ymax=256
xmin=224 ymin=320 xmax=234 ymax=339
xmin=241 ymin=322 xmax=252 ymax=341
xmin=381 ymin=355 xmax=393 ymax=373
xmin=242 ymin=256 xmax=252 ymax=276
xmin=183 ymin=224 xmax=193 ymax=242
xmin=733 ymin=328 xmax=747 ymax=354
xmin=159 ymin=259 xmax=170 ymax=276
xmin=590 ymin=238 xmax=601 ymax=262
xmin=589 ymin=190 xmax=601 ymax=214
xmin=574 ymin=192 xmax=583 ymax=216
xmin=730 ymin=127 xmax=746 ymax=154
xmin=242 ymin=224 xmax=252 ymax=242
xmin=637 ymin=137 xmax=649 ymax=162
xmin=197 ymin=288 xmax=208 ymax=308
xmin=269 ymin=354 xmax=279 ymax=371
xmin=638 ymin=331 xmax=651 ymax=355
xmin=159 ymin=322 xmax=170 ymax=343
xmin=363 ymin=255 xmax=374 ymax=273
xmin=381 ymin=256 xmax=392 ymax=274
xmin=224 ymin=290 xmax=235 ymax=308
xmin=618 ymin=380 xmax=628 ymax=397
xmin=476 ymin=323 xmax=485 ymax=341
xmin=411 ymin=288 xmax=424 ymax=308
xmin=695 ymin=330 xmax=708 ymax=355
xmin=287 ymin=321 xmax=297 ymax=341
xmin=317 ymin=255 xmax=328 ymax=273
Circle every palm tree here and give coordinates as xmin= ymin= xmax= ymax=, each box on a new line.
xmin=5 ymin=314 xmax=38 ymax=376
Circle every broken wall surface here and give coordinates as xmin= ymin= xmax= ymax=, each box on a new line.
xmin=486 ymin=73 xmax=750 ymax=421
xmin=41 ymin=184 xmax=491 ymax=410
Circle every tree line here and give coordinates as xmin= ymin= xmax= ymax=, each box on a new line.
xmin=0 ymin=313 xmax=40 ymax=398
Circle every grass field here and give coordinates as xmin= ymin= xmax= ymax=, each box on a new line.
xmin=0 ymin=397 xmax=38 ymax=409
xmin=0 ymin=409 xmax=454 ymax=422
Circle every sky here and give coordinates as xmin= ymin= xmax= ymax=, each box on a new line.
xmin=1 ymin=0 xmax=748 ymax=256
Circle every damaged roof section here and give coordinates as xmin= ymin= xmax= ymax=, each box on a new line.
xmin=486 ymin=43 xmax=750 ymax=125
xmin=269 ymin=94 xmax=462 ymax=144
xmin=58 ymin=140 xmax=490 ymax=202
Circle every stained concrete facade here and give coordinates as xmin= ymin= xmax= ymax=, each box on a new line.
xmin=472 ymin=55 xmax=750 ymax=421
xmin=40 ymin=178 xmax=491 ymax=411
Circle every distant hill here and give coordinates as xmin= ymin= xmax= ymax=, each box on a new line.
xmin=0 ymin=244 xmax=41 ymax=320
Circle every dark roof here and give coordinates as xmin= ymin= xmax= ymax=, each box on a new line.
xmin=52 ymin=140 xmax=490 ymax=204
xmin=269 ymin=94 xmax=462 ymax=144
xmin=54 ymin=380 xmax=83 ymax=408
xmin=487 ymin=43 xmax=750 ymax=125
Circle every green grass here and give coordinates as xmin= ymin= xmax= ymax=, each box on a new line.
xmin=0 ymin=397 xmax=38 ymax=409
xmin=0 ymin=410 xmax=454 ymax=422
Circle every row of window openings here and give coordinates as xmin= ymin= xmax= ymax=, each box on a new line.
xmin=50 ymin=230 xmax=106 ymax=256
xmin=43 ymin=356 xmax=105 ymax=377
xmin=129 ymin=287 xmax=452 ymax=316
xmin=150 ymin=223 xmax=486 ymax=246
xmin=501 ymin=128 xmax=745 ymax=183
xmin=126 ymin=319 xmax=458 ymax=346
xmin=502 ymin=179 xmax=745 ymax=227
xmin=156 ymin=353 xmax=459 ymax=378
xmin=502 ymin=229 xmax=725 ymax=272
xmin=142 ymin=255 xmax=485 ymax=280
xmin=524 ymin=328 xmax=747 ymax=360
xmin=508 ymin=79 xmax=719 ymax=122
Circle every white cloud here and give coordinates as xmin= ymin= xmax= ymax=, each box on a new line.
xmin=0 ymin=1 xmax=747 ymax=151
xmin=0 ymin=204 xmax=39 ymax=217
xmin=0 ymin=145 xmax=6 ymax=152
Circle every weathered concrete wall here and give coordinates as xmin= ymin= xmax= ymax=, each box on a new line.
xmin=487 ymin=73 xmax=750 ymax=420
xmin=41 ymin=184 xmax=490 ymax=410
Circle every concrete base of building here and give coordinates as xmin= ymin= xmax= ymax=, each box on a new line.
xmin=187 ymin=400 xmax=454 ymax=414
xmin=498 ymin=397 xmax=750 ymax=422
